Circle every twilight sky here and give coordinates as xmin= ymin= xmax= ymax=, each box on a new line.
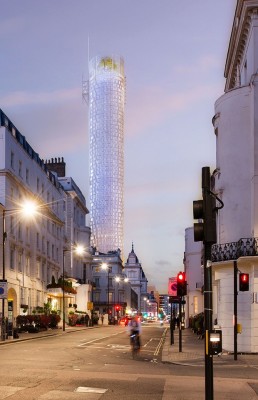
xmin=0 ymin=0 xmax=236 ymax=293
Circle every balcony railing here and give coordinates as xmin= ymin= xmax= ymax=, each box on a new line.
xmin=211 ymin=237 xmax=258 ymax=262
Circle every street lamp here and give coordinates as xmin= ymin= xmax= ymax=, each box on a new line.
xmin=62 ymin=244 xmax=85 ymax=331
xmin=101 ymin=263 xmax=111 ymax=322
xmin=0 ymin=200 xmax=39 ymax=341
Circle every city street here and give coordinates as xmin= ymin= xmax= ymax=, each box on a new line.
xmin=0 ymin=322 xmax=257 ymax=399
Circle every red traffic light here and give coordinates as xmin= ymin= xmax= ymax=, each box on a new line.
xmin=115 ymin=305 xmax=120 ymax=311
xmin=177 ymin=271 xmax=187 ymax=297
xmin=239 ymin=273 xmax=249 ymax=291
xmin=177 ymin=272 xmax=185 ymax=282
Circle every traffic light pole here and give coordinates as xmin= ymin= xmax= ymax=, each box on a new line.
xmin=204 ymin=245 xmax=213 ymax=400
xmin=179 ymin=297 xmax=182 ymax=352
xmin=233 ymin=260 xmax=238 ymax=360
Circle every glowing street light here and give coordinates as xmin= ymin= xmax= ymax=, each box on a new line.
xmin=1 ymin=199 xmax=40 ymax=341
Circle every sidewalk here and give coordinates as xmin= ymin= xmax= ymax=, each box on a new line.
xmin=161 ymin=327 xmax=258 ymax=367
xmin=0 ymin=324 xmax=95 ymax=345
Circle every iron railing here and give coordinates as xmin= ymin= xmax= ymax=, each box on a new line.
xmin=211 ymin=237 xmax=258 ymax=262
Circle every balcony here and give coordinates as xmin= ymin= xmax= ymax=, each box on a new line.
xmin=211 ymin=237 xmax=258 ymax=262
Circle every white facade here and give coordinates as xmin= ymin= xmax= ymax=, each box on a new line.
xmin=184 ymin=227 xmax=203 ymax=327
xmin=88 ymin=55 xmax=125 ymax=256
xmin=0 ymin=110 xmax=65 ymax=320
xmin=124 ymin=245 xmax=148 ymax=313
xmin=212 ymin=0 xmax=258 ymax=352
xmin=0 ymin=110 xmax=92 ymax=327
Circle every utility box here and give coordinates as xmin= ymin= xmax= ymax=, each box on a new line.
xmin=237 ymin=323 xmax=242 ymax=334
xmin=209 ymin=330 xmax=222 ymax=355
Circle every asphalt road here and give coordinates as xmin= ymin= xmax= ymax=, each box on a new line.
xmin=0 ymin=322 xmax=257 ymax=399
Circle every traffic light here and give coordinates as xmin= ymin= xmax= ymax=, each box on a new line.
xmin=115 ymin=305 xmax=120 ymax=312
xmin=239 ymin=273 xmax=249 ymax=291
xmin=193 ymin=167 xmax=217 ymax=244
xmin=177 ymin=271 xmax=187 ymax=297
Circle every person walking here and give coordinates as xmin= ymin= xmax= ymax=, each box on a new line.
xmin=85 ymin=313 xmax=89 ymax=327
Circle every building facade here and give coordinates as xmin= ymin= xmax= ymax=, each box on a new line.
xmin=0 ymin=110 xmax=65 ymax=322
xmin=91 ymin=249 xmax=129 ymax=322
xmin=0 ymin=110 xmax=92 ymax=332
xmin=124 ymin=244 xmax=148 ymax=313
xmin=211 ymin=0 xmax=258 ymax=352
xmin=88 ymin=55 xmax=125 ymax=256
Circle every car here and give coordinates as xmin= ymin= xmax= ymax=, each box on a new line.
xmin=119 ymin=316 xmax=132 ymax=326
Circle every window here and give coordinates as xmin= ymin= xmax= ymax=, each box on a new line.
xmin=26 ymin=255 xmax=30 ymax=275
xmin=95 ymin=277 xmax=100 ymax=287
xmin=36 ymin=232 xmax=40 ymax=249
xmin=52 ymin=244 xmax=54 ymax=259
xmin=10 ymin=248 xmax=15 ymax=270
xmin=18 ymin=253 xmax=22 ymax=272
xmin=42 ymin=236 xmax=45 ymax=253
xmin=26 ymin=226 xmax=29 ymax=243
xmin=37 ymin=178 xmax=40 ymax=193
xmin=193 ymin=296 xmax=198 ymax=314
xmin=10 ymin=216 xmax=14 ymax=235
xmin=18 ymin=160 xmax=22 ymax=177
xmin=18 ymin=222 xmax=22 ymax=240
xmin=93 ymin=292 xmax=100 ymax=302
xmin=36 ymin=259 xmax=40 ymax=278
xmin=47 ymin=241 xmax=50 ymax=257
xmin=11 ymin=152 xmax=14 ymax=169
xmin=20 ymin=287 xmax=25 ymax=303
xmin=26 ymin=168 xmax=29 ymax=184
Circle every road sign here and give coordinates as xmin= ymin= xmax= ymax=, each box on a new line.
xmin=0 ymin=280 xmax=7 ymax=299
xmin=169 ymin=296 xmax=186 ymax=304
xmin=168 ymin=277 xmax=177 ymax=296
xmin=87 ymin=301 xmax=93 ymax=310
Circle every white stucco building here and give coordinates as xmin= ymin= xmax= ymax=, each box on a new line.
xmin=211 ymin=0 xmax=258 ymax=352
xmin=0 ymin=110 xmax=92 ymax=331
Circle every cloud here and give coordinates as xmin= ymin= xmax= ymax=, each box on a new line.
xmin=173 ymin=54 xmax=221 ymax=74
xmin=0 ymin=87 xmax=80 ymax=107
xmin=126 ymin=82 xmax=221 ymax=137
xmin=155 ymin=260 xmax=172 ymax=267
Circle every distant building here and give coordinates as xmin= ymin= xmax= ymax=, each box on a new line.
xmin=91 ymin=249 xmax=131 ymax=322
xmin=124 ymin=244 xmax=148 ymax=313
xmin=88 ymin=55 xmax=126 ymax=257
xmin=159 ymin=294 xmax=170 ymax=316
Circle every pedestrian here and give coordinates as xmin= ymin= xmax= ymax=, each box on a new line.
xmin=101 ymin=314 xmax=104 ymax=325
xmin=85 ymin=313 xmax=89 ymax=327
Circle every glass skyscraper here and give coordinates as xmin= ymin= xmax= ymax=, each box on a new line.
xmin=88 ymin=55 xmax=125 ymax=256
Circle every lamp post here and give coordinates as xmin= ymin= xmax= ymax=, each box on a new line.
xmin=101 ymin=263 xmax=111 ymax=322
xmin=1 ymin=200 xmax=39 ymax=341
xmin=62 ymin=244 xmax=85 ymax=332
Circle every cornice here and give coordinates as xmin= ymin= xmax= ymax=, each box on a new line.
xmin=224 ymin=0 xmax=258 ymax=91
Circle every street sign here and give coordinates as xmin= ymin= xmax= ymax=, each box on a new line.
xmin=169 ymin=296 xmax=186 ymax=304
xmin=87 ymin=301 xmax=93 ymax=310
xmin=168 ymin=277 xmax=177 ymax=296
xmin=0 ymin=280 xmax=7 ymax=299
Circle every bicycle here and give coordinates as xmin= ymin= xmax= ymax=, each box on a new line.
xmin=130 ymin=332 xmax=140 ymax=358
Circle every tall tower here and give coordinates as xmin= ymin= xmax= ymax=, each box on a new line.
xmin=88 ymin=55 xmax=125 ymax=256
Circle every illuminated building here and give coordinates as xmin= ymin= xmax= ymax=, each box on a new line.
xmin=88 ymin=55 xmax=125 ymax=255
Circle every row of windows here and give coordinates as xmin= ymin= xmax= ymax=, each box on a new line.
xmin=9 ymin=247 xmax=55 ymax=283
xmin=10 ymin=151 xmax=64 ymax=215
